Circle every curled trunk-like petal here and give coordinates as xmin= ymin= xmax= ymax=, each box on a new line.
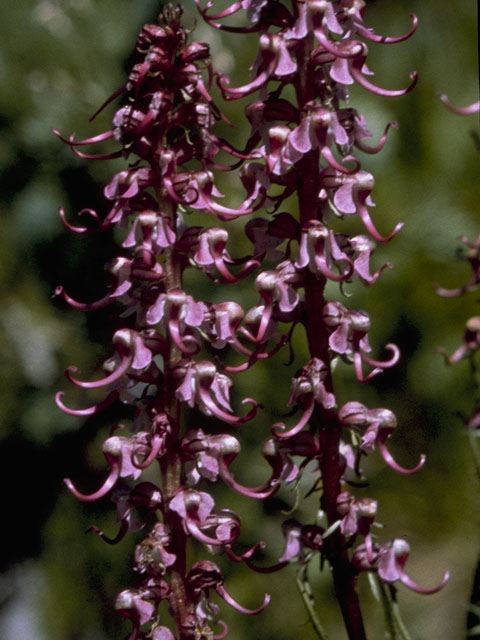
xmin=353 ymin=351 xmax=385 ymax=383
xmin=223 ymin=335 xmax=288 ymax=373
xmin=354 ymin=121 xmax=398 ymax=154
xmin=360 ymin=343 xmax=400 ymax=370
xmin=53 ymin=128 xmax=114 ymax=147
xmin=439 ymin=94 xmax=480 ymax=115
xmin=54 ymin=285 xmax=113 ymax=311
xmin=88 ymin=521 xmax=130 ymax=545
xmin=64 ymin=463 xmax=120 ymax=502
xmin=271 ymin=395 xmax=315 ymax=439
xmin=315 ymin=31 xmax=365 ymax=60
xmin=376 ymin=429 xmax=426 ymax=475
xmin=212 ymin=620 xmax=229 ymax=639
xmin=168 ymin=318 xmax=201 ymax=355
xmin=55 ymin=390 xmax=119 ymax=416
xmin=198 ymin=386 xmax=259 ymax=425
xmin=65 ymin=352 xmax=132 ymax=389
xmin=320 ymin=146 xmax=360 ymax=174
xmin=354 ymin=14 xmax=418 ymax=45
xmin=186 ymin=520 xmax=239 ymax=546
xmin=53 ymin=129 xmax=122 ymax=160
xmin=218 ymin=456 xmax=280 ymax=499
xmin=59 ymin=206 xmax=103 ymax=234
xmin=132 ymin=435 xmax=165 ymax=470
xmin=211 ymin=256 xmax=260 ymax=284
xmin=355 ymin=194 xmax=404 ymax=243
xmin=251 ymin=302 xmax=273 ymax=345
xmin=378 ymin=540 xmax=450 ymax=594
xmin=89 ymin=84 xmax=127 ymax=122
xmin=398 ymin=568 xmax=450 ymax=595
xmin=353 ymin=539 xmax=449 ymax=594
xmin=215 ymin=584 xmax=270 ymax=615
xmin=217 ymin=34 xmax=279 ymax=99
xmin=350 ymin=60 xmax=418 ymax=99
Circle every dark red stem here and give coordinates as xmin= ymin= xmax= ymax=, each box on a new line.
xmin=158 ymin=195 xmax=192 ymax=639
xmin=295 ymin=34 xmax=367 ymax=640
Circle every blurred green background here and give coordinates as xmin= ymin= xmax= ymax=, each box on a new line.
xmin=0 ymin=1 xmax=478 ymax=638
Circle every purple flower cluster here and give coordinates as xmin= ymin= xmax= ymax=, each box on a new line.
xmin=55 ymin=2 xmax=448 ymax=639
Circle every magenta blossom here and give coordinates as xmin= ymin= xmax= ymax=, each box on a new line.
xmin=55 ymin=3 xmax=447 ymax=639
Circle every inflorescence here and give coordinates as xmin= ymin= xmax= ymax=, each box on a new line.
xmin=55 ymin=3 xmax=448 ymax=639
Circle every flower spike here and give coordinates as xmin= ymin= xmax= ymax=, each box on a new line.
xmin=55 ymin=4 xmax=445 ymax=638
